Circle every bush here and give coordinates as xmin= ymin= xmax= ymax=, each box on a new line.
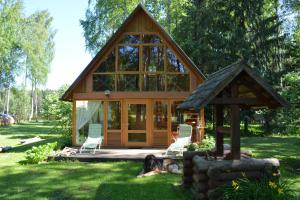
xmin=25 ymin=142 xmax=57 ymax=164
xmin=57 ymin=135 xmax=72 ymax=149
xmin=186 ymin=136 xmax=215 ymax=151
xmin=217 ymin=177 xmax=295 ymax=200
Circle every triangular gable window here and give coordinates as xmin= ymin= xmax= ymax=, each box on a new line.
xmin=95 ymin=49 xmax=116 ymax=72
xmin=93 ymin=34 xmax=190 ymax=92
xmin=166 ymin=48 xmax=189 ymax=73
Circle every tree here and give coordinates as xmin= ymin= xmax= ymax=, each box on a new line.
xmin=0 ymin=0 xmax=23 ymax=113
xmin=174 ymin=0 xmax=287 ymax=84
xmin=22 ymin=10 xmax=55 ymax=121
xmin=80 ymin=0 xmax=189 ymax=55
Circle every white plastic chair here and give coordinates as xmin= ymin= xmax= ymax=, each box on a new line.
xmin=165 ymin=124 xmax=192 ymax=155
xmin=80 ymin=124 xmax=102 ymax=154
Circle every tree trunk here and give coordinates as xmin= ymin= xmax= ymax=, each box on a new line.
xmin=29 ymin=81 xmax=34 ymax=121
xmin=34 ymin=82 xmax=38 ymax=122
xmin=6 ymin=87 xmax=10 ymax=114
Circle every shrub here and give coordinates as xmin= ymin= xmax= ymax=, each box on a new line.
xmin=57 ymin=135 xmax=72 ymax=149
xmin=199 ymin=135 xmax=215 ymax=151
xmin=217 ymin=177 xmax=295 ymax=200
xmin=186 ymin=136 xmax=215 ymax=151
xmin=25 ymin=142 xmax=57 ymax=164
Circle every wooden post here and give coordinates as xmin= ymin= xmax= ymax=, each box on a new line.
xmin=215 ymin=105 xmax=224 ymax=156
xmin=231 ymin=82 xmax=240 ymax=159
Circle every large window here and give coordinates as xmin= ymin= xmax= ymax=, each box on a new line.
xmin=153 ymin=101 xmax=168 ymax=130
xmin=76 ymin=101 xmax=104 ymax=144
xmin=108 ymin=101 xmax=121 ymax=130
xmin=92 ymin=33 xmax=190 ymax=92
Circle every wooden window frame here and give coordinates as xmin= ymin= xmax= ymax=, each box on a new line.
xmin=92 ymin=33 xmax=191 ymax=92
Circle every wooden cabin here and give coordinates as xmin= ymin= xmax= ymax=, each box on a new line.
xmin=61 ymin=4 xmax=205 ymax=148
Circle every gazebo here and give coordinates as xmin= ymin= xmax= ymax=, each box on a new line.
xmin=178 ymin=60 xmax=288 ymax=159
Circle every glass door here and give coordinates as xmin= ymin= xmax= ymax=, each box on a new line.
xmin=125 ymin=100 xmax=149 ymax=146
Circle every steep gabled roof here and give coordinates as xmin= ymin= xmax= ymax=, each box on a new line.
xmin=61 ymin=4 xmax=205 ymax=101
xmin=177 ymin=60 xmax=288 ymax=111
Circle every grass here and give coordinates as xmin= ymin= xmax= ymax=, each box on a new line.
xmin=0 ymin=122 xmax=190 ymax=200
xmin=0 ymin=122 xmax=299 ymax=199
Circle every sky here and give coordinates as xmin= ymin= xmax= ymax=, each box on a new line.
xmin=24 ymin=0 xmax=92 ymax=89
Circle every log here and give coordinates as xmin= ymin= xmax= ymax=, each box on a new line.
xmin=218 ymin=171 xmax=263 ymax=181
xmin=0 ymin=146 xmax=12 ymax=152
xmin=183 ymin=168 xmax=193 ymax=176
xmin=193 ymin=182 xmax=208 ymax=192
xmin=183 ymin=160 xmax=193 ymax=167
xmin=207 ymin=189 xmax=221 ymax=200
xmin=182 ymin=176 xmax=193 ymax=184
xmin=193 ymin=173 xmax=208 ymax=182
xmin=191 ymin=189 xmax=207 ymax=200
xmin=207 ymin=158 xmax=279 ymax=178
xmin=183 ymin=151 xmax=212 ymax=160
xmin=193 ymin=156 xmax=211 ymax=172
xmin=20 ymin=136 xmax=43 ymax=145
xmin=208 ymin=179 xmax=230 ymax=189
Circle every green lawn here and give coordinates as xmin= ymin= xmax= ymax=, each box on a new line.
xmin=0 ymin=122 xmax=299 ymax=199
xmin=0 ymin=122 xmax=190 ymax=200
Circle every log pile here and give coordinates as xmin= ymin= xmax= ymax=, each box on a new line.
xmin=182 ymin=151 xmax=214 ymax=187
xmin=191 ymin=156 xmax=280 ymax=200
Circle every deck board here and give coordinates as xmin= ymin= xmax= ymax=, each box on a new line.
xmin=51 ymin=148 xmax=181 ymax=162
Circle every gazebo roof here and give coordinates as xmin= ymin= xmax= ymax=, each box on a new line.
xmin=178 ymin=60 xmax=288 ymax=111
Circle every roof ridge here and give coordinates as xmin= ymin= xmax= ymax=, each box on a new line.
xmin=208 ymin=59 xmax=244 ymax=78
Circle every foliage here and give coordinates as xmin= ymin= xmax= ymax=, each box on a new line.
xmin=0 ymin=0 xmax=23 ymax=89
xmin=41 ymin=85 xmax=72 ymax=143
xmin=24 ymin=142 xmax=57 ymax=164
xmin=174 ymin=0 xmax=287 ymax=82
xmin=186 ymin=136 xmax=215 ymax=151
xmin=80 ymin=0 xmax=189 ymax=55
xmin=217 ymin=177 xmax=295 ymax=200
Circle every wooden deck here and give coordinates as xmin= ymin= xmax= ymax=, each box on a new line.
xmin=52 ymin=148 xmax=181 ymax=162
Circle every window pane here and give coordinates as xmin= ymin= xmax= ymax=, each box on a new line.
xmin=143 ymin=46 xmax=164 ymax=72
xmin=171 ymin=101 xmax=183 ymax=132
xmin=128 ymin=133 xmax=146 ymax=142
xmin=95 ymin=49 xmax=115 ymax=72
xmin=93 ymin=75 xmax=115 ymax=91
xmin=142 ymin=74 xmax=165 ymax=91
xmin=76 ymin=101 xmax=104 ymax=144
xmin=166 ymin=48 xmax=188 ymax=73
xmin=142 ymin=34 xmax=161 ymax=43
xmin=120 ymin=34 xmax=140 ymax=44
xmin=118 ymin=46 xmax=139 ymax=71
xmin=108 ymin=101 xmax=121 ymax=129
xmin=117 ymin=74 xmax=139 ymax=91
xmin=128 ymin=104 xmax=146 ymax=130
xmin=166 ymin=74 xmax=190 ymax=91
xmin=153 ymin=101 xmax=168 ymax=130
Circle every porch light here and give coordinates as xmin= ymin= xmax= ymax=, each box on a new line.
xmin=104 ymin=90 xmax=110 ymax=97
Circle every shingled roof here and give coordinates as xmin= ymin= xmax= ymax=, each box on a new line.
xmin=177 ymin=60 xmax=288 ymax=111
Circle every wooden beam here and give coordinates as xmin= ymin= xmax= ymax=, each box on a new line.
xmin=211 ymin=97 xmax=258 ymax=105
xmin=215 ymin=105 xmax=224 ymax=156
xmin=74 ymin=92 xmax=191 ymax=100
xmin=230 ymin=82 xmax=241 ymax=159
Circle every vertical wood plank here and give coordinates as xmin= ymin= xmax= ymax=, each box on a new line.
xmin=72 ymin=98 xmax=76 ymax=145
xmin=231 ymin=82 xmax=241 ymax=159
xmin=103 ymin=100 xmax=108 ymax=145
xmin=215 ymin=105 xmax=224 ymax=156
xmin=200 ymin=108 xmax=205 ymax=141
xmin=167 ymin=100 xmax=172 ymax=145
